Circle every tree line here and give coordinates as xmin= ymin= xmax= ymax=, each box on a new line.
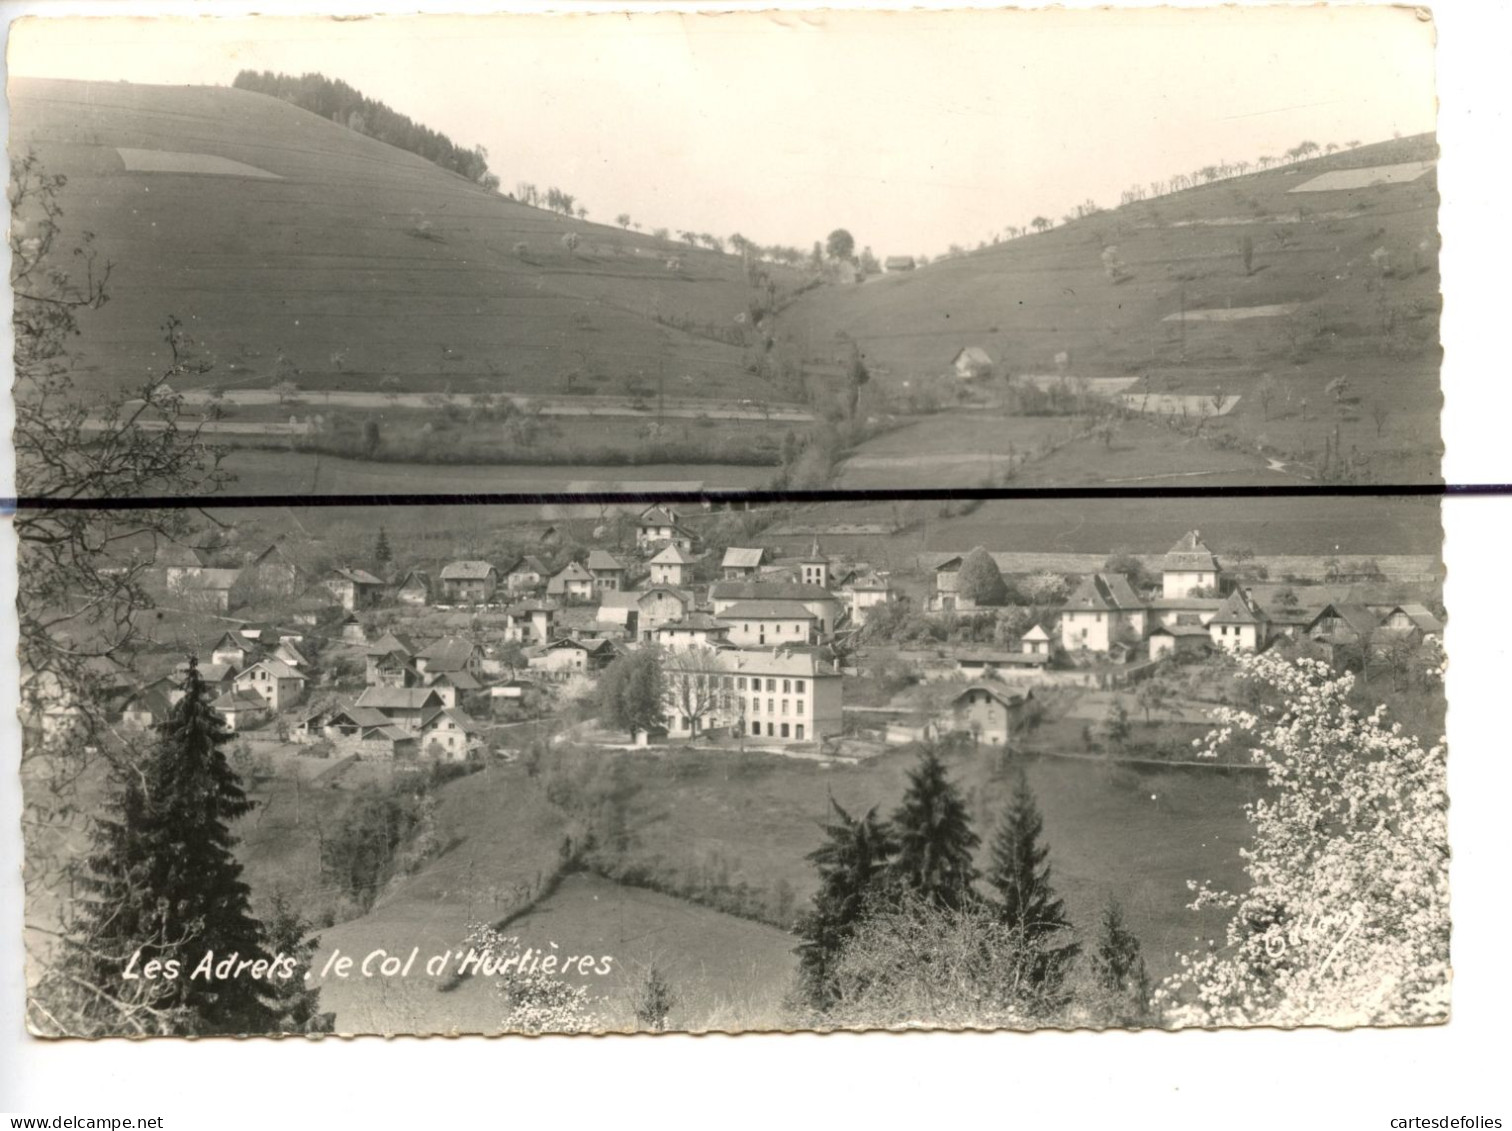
xmin=232 ymin=70 xmax=499 ymax=189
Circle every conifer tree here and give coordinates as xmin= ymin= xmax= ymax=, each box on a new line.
xmin=986 ymin=763 xmax=1080 ymax=995
xmin=1089 ymin=896 xmax=1151 ymax=1025
xmin=890 ymin=746 xmax=980 ymax=911
xmin=373 ymin=525 xmax=392 ymax=569
xmin=61 ymin=660 xmax=279 ymax=1035
xmin=263 ymin=890 xmax=336 ymax=1034
xmin=795 ymin=799 xmax=897 ymax=1009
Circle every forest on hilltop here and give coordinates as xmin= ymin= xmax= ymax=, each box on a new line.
xmin=232 ymin=69 xmax=499 ymax=189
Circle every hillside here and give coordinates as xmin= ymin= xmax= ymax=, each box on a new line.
xmin=786 ymin=135 xmax=1442 ymax=486
xmin=8 ymin=77 xmax=805 ymax=402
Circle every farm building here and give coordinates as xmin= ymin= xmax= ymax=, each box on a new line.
xmin=1148 ymin=622 xmax=1212 ymax=660
xmin=586 ymin=550 xmax=628 ymax=592
xmin=637 ymin=506 xmax=695 ymax=553
xmin=648 ymin=544 xmax=697 ymax=587
xmin=325 ymin=567 xmax=385 ymax=612
xmin=354 ymin=686 xmax=448 ymax=733
xmin=717 ymin=600 xmax=817 ymax=648
xmin=120 ymin=683 xmax=174 ymax=730
xmin=947 ymin=685 xmax=1034 ymax=747
xmin=654 ymin=613 xmax=733 ymax=652
xmin=505 ymin=556 xmax=548 ymax=593
xmin=547 ymin=561 xmax=595 ymax=601
xmin=721 ymin=547 xmax=765 ymax=579
xmin=419 ymin=706 xmax=485 ymax=761
xmin=1209 ymin=589 xmax=1269 ymax=653
xmin=709 ymin=580 xmax=844 ymax=636
xmin=414 ymin=636 xmax=484 ymax=679
xmin=439 ymin=560 xmax=499 ymax=604
xmin=234 ymin=658 xmax=307 ymax=712
xmin=394 ymin=569 xmax=433 ymax=606
xmin=951 ymin=347 xmax=994 ymax=380
xmin=210 ymin=690 xmax=270 ymax=732
xmin=840 ymin=573 xmax=894 ymax=620
xmin=1060 ymin=573 xmax=1146 ymax=656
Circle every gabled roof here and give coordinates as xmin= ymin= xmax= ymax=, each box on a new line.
xmin=649 ymin=544 xmax=697 ymax=566
xmin=240 ymin=657 xmax=307 ymax=681
xmin=933 ymin=556 xmax=964 ymax=572
xmin=420 ymin=706 xmax=484 ymax=734
xmin=355 ymin=687 xmax=446 ymax=711
xmin=636 ymin=586 xmax=693 ymax=606
xmin=551 ymin=561 xmax=594 ymax=582
xmin=363 ymin=724 xmax=416 ymax=744
xmin=721 ymin=547 xmax=765 ymax=569
xmin=331 ymin=567 xmax=384 ymax=586
xmin=638 ymin=505 xmax=679 ymax=527
xmin=1305 ymin=602 xmax=1381 ymax=638
xmin=122 ymin=685 xmax=173 ymax=719
xmin=718 ymin=600 xmax=817 ymax=620
xmin=429 ymin=669 xmax=482 ymax=690
xmin=1063 ymin=573 xmax=1143 ymax=612
xmin=312 ymin=704 xmax=393 ymax=729
xmin=509 ymin=598 xmax=559 ymax=614
xmin=211 ymin=690 xmax=268 ymax=712
xmin=710 ymin=580 xmax=838 ymax=603
xmin=844 ymin=573 xmax=892 ymax=591
xmin=952 ymin=346 xmax=993 ymax=367
xmin=415 ymin=635 xmax=477 ymax=671
xmin=1162 ymin=530 xmax=1221 ymax=573
xmin=1210 ymin=588 xmax=1265 ymax=626
xmin=1383 ymin=603 xmax=1444 ymax=633
xmin=586 ymin=550 xmax=626 ymax=572
xmin=542 ymin=636 xmax=616 ymax=655
xmin=1150 ymin=622 xmax=1212 ymax=637
xmin=365 ymin=631 xmax=418 ymax=656
xmin=158 ymin=544 xmax=212 ymax=568
xmin=953 ymin=684 xmax=1029 ymax=710
xmin=212 ymin=630 xmax=253 ymax=653
xmin=197 ymin=662 xmax=237 ymax=683
xmin=1022 ymin=623 xmax=1050 ymax=641
xmin=440 ymin=560 xmax=497 ymax=581
xmin=396 ymin=569 xmax=431 ymax=590
xmin=510 ymin=555 xmax=548 ymax=575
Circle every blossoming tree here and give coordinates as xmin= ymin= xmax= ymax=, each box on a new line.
xmin=1158 ymin=653 xmax=1449 ymax=1027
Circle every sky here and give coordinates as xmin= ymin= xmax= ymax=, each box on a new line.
xmin=6 ymin=5 xmax=1438 ymax=259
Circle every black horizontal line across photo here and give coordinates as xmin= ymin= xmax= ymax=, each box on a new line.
xmin=7 ymin=480 xmax=1496 ymax=512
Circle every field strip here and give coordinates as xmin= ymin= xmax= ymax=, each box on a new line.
xmin=1290 ymin=161 xmax=1435 ymax=193
xmin=116 ymin=147 xmax=282 ymax=179
xmin=1016 ymin=375 xmax=1142 ymax=394
xmin=845 ymin=452 xmax=1020 ymax=470
xmin=176 ymin=388 xmax=815 ymax=423
xmin=1162 ymin=304 xmax=1299 ymax=323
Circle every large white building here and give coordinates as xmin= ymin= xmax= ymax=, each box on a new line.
xmin=661 ymin=649 xmax=842 ymax=745
xmin=1059 ymin=573 xmax=1147 ymax=655
xmin=1161 ymin=530 xmax=1222 ymax=599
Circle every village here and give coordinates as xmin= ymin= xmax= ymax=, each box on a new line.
xmin=86 ymin=506 xmax=1444 ymax=777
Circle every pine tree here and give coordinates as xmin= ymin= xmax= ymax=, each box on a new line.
xmin=986 ymin=763 xmax=1080 ymax=995
xmin=373 ymin=525 xmax=392 ymax=569
xmin=633 ymin=964 xmax=677 ymax=1032
xmin=61 ymin=660 xmax=279 ymax=1035
xmin=890 ymin=746 xmax=980 ymax=911
xmin=262 ymin=889 xmax=335 ymax=1034
xmin=1089 ymin=896 xmax=1151 ymax=1025
xmin=795 ymin=799 xmax=897 ymax=1009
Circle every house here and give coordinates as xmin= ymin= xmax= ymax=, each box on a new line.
xmin=506 ymin=599 xmax=557 ymax=644
xmin=1209 ymin=589 xmax=1269 ymax=653
xmin=271 ymin=638 xmax=311 ymax=671
xmin=489 ymin=677 xmax=538 ymax=703
xmin=1377 ymin=603 xmax=1444 ymax=638
xmin=884 ymin=255 xmax=916 ymax=272
xmin=120 ymin=683 xmax=174 ymax=730
xmin=585 ymin=550 xmax=628 ymax=592
xmin=951 ymin=346 xmax=994 ymax=380
xmin=419 ymin=706 xmax=485 ymax=761
xmin=930 ymin=556 xmax=969 ymax=611
xmin=354 ymin=686 xmax=448 ymax=733
xmin=174 ymin=661 xmax=237 ymax=704
xmin=394 ymin=569 xmax=432 ymax=607
xmin=355 ymin=725 xmax=421 ymax=761
xmin=414 ymin=635 xmax=485 ymax=680
xmin=1161 ymin=530 xmax=1222 ymax=599
xmin=234 ymin=658 xmax=308 ymax=712
xmin=240 ymin=543 xmax=301 ymax=598
xmin=709 ymin=580 xmax=844 ymax=636
xmin=637 ymin=505 xmax=695 ymax=553
xmin=175 ymin=569 xmax=242 ymax=613
xmin=654 ymin=613 xmax=732 ymax=652
xmin=954 ymin=649 xmax=1048 ymax=679
xmin=340 ymin=614 xmax=368 ymax=644
xmin=607 ymin=587 xmax=693 ymax=642
xmin=840 ymin=573 xmax=894 ymax=620
xmin=505 ymin=556 xmax=548 ymax=593
xmin=947 ymin=685 xmax=1033 ymax=747
xmin=290 ymin=586 xmax=342 ymax=626
xmin=799 ymin=541 xmax=830 ymax=588
xmin=1148 ymin=622 xmax=1212 ymax=660
xmin=1059 ymin=573 xmax=1147 ymax=655
xmin=159 ymin=543 xmax=210 ymax=587
xmin=1021 ymin=624 xmax=1051 ymax=656
xmin=547 ymin=561 xmax=595 ymax=602
xmin=528 ymin=637 xmax=617 ymax=678
xmin=717 ymin=600 xmax=817 ymax=647
xmin=296 ymin=703 xmax=392 ymax=745
xmin=1148 ymin=596 xmax=1224 ymax=630
xmin=648 ymin=544 xmax=697 ymax=587
xmin=721 ymin=547 xmax=765 ymax=579
xmin=325 ymin=567 xmax=385 ymax=612
xmin=210 ymin=690 xmax=270 ymax=732
xmin=366 ymin=648 xmax=421 ymax=689
xmin=661 ymin=649 xmax=842 ymax=744
xmin=210 ymin=631 xmax=258 ymax=669
xmin=439 ymin=561 xmax=498 ymax=604
xmin=427 ymin=669 xmax=483 ymax=709
xmin=1304 ymin=603 xmax=1381 ymax=657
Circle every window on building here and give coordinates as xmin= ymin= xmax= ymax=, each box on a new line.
xmin=796 ymin=724 xmax=805 ymax=740
xmin=737 ymin=677 xmax=747 ymax=691
xmin=797 ymin=700 xmax=805 ymax=716
xmin=766 ymin=722 xmax=774 ymax=736
xmin=751 ymin=720 xmax=760 ymax=736
xmin=782 ymin=680 xmax=791 ymax=694
xmin=767 ymin=679 xmax=776 ymax=692
xmin=796 ymin=680 xmax=806 ymax=694
xmin=768 ymin=699 xmax=775 ymax=714
xmin=781 ymin=723 xmax=790 ymax=738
